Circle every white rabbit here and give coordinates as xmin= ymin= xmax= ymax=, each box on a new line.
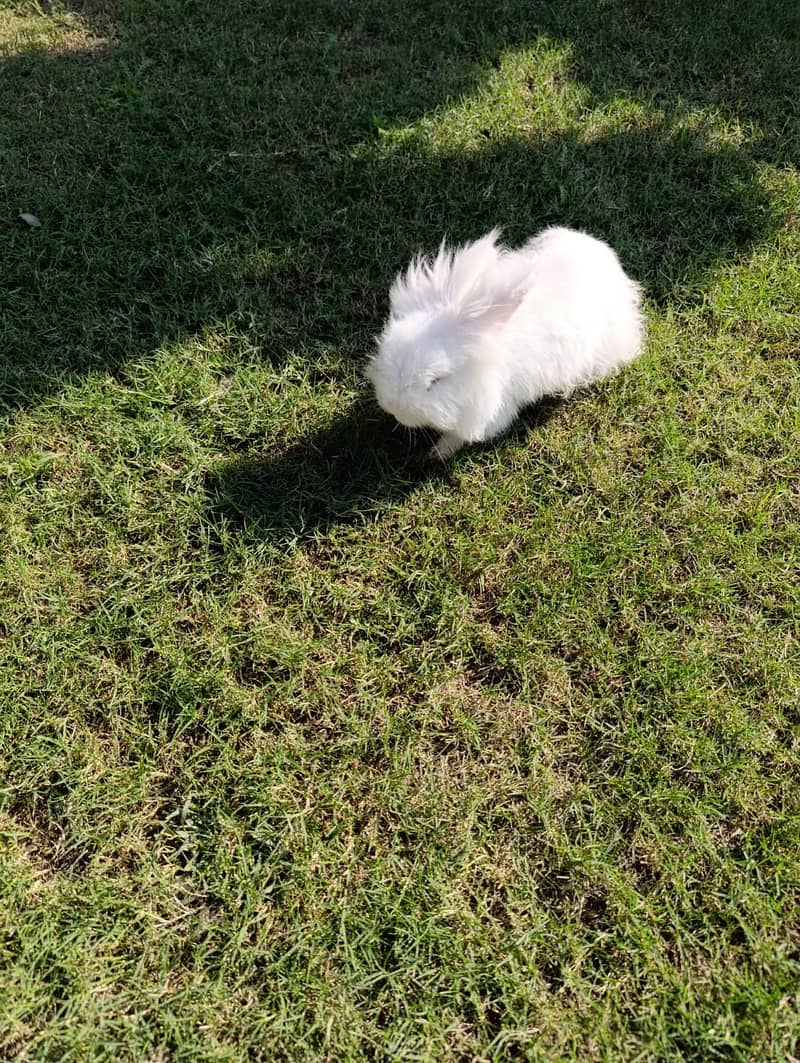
xmin=365 ymin=226 xmax=645 ymax=459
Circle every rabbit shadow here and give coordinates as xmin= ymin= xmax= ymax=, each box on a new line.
xmin=204 ymin=397 xmax=564 ymax=542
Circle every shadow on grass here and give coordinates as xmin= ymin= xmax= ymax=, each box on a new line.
xmin=1 ymin=0 xmax=797 ymax=533
xmin=3 ymin=1 xmax=797 ymax=392
xmin=205 ymin=398 xmax=563 ymax=540
xmin=533 ymin=0 xmax=800 ymax=166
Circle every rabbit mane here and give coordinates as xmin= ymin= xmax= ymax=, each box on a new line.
xmin=389 ymin=229 xmax=523 ymax=323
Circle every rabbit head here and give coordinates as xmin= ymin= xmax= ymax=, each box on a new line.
xmin=366 ymin=229 xmax=525 ymax=435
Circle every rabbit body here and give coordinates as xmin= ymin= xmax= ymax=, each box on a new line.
xmin=366 ymin=227 xmax=644 ymax=458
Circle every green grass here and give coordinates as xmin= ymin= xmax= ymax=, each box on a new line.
xmin=2 ymin=0 xmax=800 ymax=1058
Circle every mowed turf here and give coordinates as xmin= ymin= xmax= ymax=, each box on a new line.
xmin=1 ymin=0 xmax=799 ymax=1058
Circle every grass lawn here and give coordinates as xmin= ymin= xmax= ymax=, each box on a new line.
xmin=2 ymin=0 xmax=800 ymax=1057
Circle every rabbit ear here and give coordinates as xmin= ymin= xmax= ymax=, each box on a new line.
xmin=454 ymin=289 xmax=524 ymax=329
xmin=459 ymin=289 xmax=525 ymax=329
xmin=453 ymin=235 xmax=530 ymax=328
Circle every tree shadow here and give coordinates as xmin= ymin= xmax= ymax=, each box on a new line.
xmin=3 ymin=1 xmax=796 ymax=392
xmin=1 ymin=0 xmax=797 ymax=533
xmin=529 ymin=0 xmax=800 ymax=165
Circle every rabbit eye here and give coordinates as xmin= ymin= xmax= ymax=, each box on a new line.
xmin=426 ymin=375 xmax=442 ymax=390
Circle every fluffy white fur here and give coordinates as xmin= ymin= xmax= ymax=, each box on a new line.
xmin=365 ymin=227 xmax=645 ymax=458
